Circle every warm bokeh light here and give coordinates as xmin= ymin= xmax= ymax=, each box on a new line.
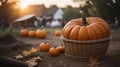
xmin=1 ymin=0 xmax=84 ymax=8
xmin=19 ymin=0 xmax=31 ymax=9
xmin=18 ymin=0 xmax=81 ymax=8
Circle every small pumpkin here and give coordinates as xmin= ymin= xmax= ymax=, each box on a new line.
xmin=36 ymin=29 xmax=46 ymax=38
xmin=39 ymin=41 xmax=50 ymax=52
xmin=49 ymin=47 xmax=59 ymax=56
xmin=28 ymin=31 xmax=35 ymax=38
xmin=62 ymin=11 xmax=110 ymax=40
xmin=56 ymin=42 xmax=65 ymax=53
xmin=54 ymin=30 xmax=61 ymax=36
xmin=20 ymin=29 xmax=28 ymax=36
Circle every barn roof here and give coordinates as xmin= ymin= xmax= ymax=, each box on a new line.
xmin=14 ymin=14 xmax=35 ymax=22
xmin=44 ymin=5 xmax=58 ymax=16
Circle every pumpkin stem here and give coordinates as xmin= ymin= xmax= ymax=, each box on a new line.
xmin=30 ymin=27 xmax=34 ymax=30
xmin=45 ymin=40 xmax=49 ymax=44
xmin=54 ymin=46 xmax=57 ymax=48
xmin=80 ymin=11 xmax=88 ymax=26
xmin=60 ymin=41 xmax=64 ymax=46
xmin=40 ymin=26 xmax=44 ymax=30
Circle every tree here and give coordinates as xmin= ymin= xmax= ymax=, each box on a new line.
xmin=73 ymin=0 xmax=120 ymax=19
xmin=0 ymin=0 xmax=20 ymax=28
xmin=63 ymin=6 xmax=80 ymax=22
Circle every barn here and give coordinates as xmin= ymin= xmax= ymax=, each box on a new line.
xmin=13 ymin=14 xmax=41 ymax=28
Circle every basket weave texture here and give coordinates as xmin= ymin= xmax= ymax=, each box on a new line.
xmin=61 ymin=36 xmax=110 ymax=61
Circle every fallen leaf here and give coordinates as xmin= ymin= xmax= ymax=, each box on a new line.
xmin=25 ymin=56 xmax=42 ymax=67
xmin=26 ymin=61 xmax=38 ymax=67
xmin=36 ymin=56 xmax=42 ymax=61
xmin=59 ymin=61 xmax=63 ymax=64
xmin=30 ymin=47 xmax=37 ymax=53
xmin=22 ymin=50 xmax=31 ymax=56
xmin=48 ymin=63 xmax=53 ymax=67
xmin=14 ymin=55 xmax=23 ymax=59
xmin=88 ymin=57 xmax=100 ymax=67
xmin=29 ymin=56 xmax=42 ymax=62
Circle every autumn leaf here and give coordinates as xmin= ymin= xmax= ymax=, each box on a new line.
xmin=22 ymin=50 xmax=31 ymax=56
xmin=25 ymin=56 xmax=42 ymax=67
xmin=88 ymin=57 xmax=100 ymax=67
xmin=30 ymin=47 xmax=37 ymax=53
xmin=14 ymin=54 xmax=23 ymax=59
xmin=26 ymin=61 xmax=37 ymax=67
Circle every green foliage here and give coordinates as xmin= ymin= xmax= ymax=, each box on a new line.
xmin=73 ymin=0 xmax=120 ymax=18
xmin=0 ymin=28 xmax=19 ymax=37
xmin=88 ymin=0 xmax=112 ymax=18
xmin=63 ymin=6 xmax=80 ymax=22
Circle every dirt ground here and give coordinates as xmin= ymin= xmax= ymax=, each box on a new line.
xmin=14 ymin=31 xmax=120 ymax=67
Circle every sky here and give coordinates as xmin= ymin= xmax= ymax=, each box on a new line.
xmin=19 ymin=0 xmax=83 ymax=8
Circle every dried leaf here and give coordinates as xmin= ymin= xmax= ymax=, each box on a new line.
xmin=36 ymin=56 xmax=42 ymax=61
xmin=59 ymin=61 xmax=63 ymax=64
xmin=25 ymin=56 xmax=42 ymax=67
xmin=88 ymin=57 xmax=100 ymax=67
xmin=26 ymin=61 xmax=38 ymax=67
xmin=22 ymin=50 xmax=31 ymax=56
xmin=14 ymin=55 xmax=23 ymax=59
xmin=29 ymin=56 xmax=42 ymax=62
xmin=48 ymin=63 xmax=53 ymax=67
xmin=30 ymin=47 xmax=37 ymax=53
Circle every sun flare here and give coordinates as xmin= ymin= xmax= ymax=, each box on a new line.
xmin=19 ymin=0 xmax=30 ymax=9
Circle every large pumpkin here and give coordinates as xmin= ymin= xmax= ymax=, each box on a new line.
xmin=62 ymin=17 xmax=110 ymax=40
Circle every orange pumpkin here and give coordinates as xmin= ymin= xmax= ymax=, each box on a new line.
xmin=54 ymin=30 xmax=61 ymax=36
xmin=49 ymin=47 xmax=59 ymax=56
xmin=39 ymin=41 xmax=50 ymax=52
xmin=56 ymin=44 xmax=65 ymax=53
xmin=20 ymin=29 xmax=28 ymax=36
xmin=36 ymin=29 xmax=46 ymax=38
xmin=62 ymin=16 xmax=110 ymax=40
xmin=28 ymin=31 xmax=35 ymax=37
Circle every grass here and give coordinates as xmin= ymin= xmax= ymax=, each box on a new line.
xmin=26 ymin=27 xmax=62 ymax=34
xmin=0 ymin=27 xmax=63 ymax=37
xmin=44 ymin=27 xmax=62 ymax=33
xmin=110 ymin=29 xmax=120 ymax=33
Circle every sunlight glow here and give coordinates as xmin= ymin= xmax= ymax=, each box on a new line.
xmin=18 ymin=0 xmax=81 ymax=8
xmin=19 ymin=0 xmax=31 ymax=9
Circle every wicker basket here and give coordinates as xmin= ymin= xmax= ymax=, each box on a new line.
xmin=61 ymin=36 xmax=110 ymax=61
